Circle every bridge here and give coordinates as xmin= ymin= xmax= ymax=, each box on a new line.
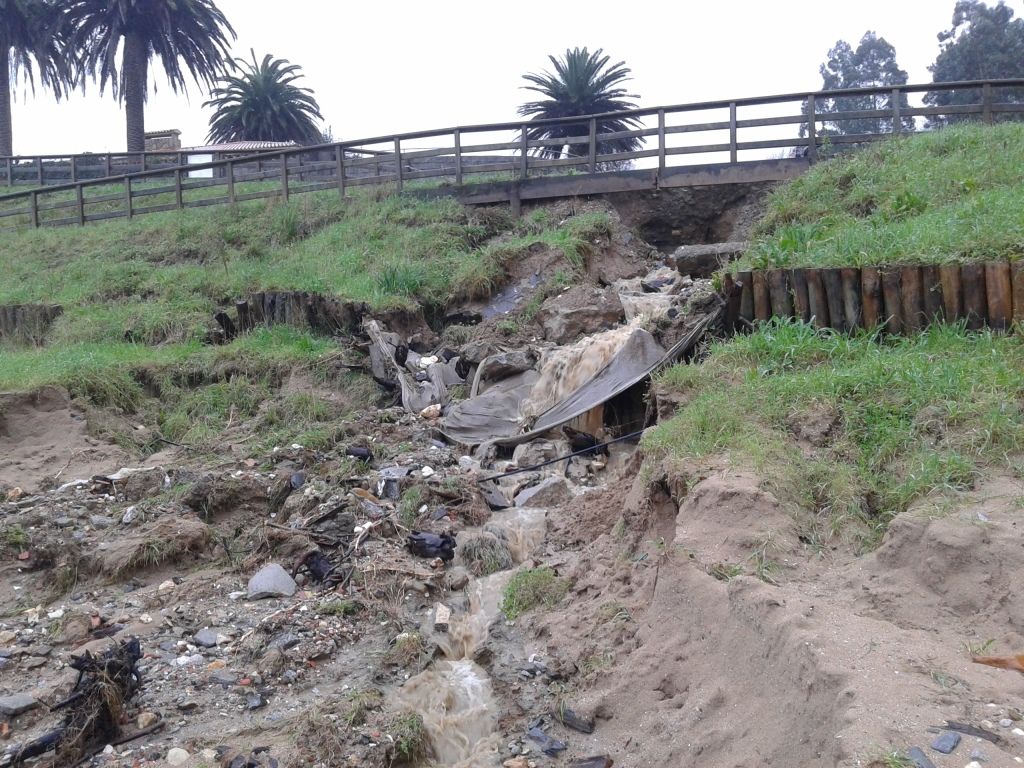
xmin=0 ymin=79 xmax=1021 ymax=230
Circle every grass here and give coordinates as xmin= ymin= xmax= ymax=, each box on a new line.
xmin=398 ymin=486 xmax=426 ymax=526
xmin=501 ymin=567 xmax=569 ymax=620
xmin=317 ymin=598 xmax=360 ymax=618
xmin=343 ymin=688 xmax=383 ymax=727
xmin=387 ymin=712 xmax=428 ymax=764
xmin=647 ymin=320 xmax=1024 ymax=550
xmin=457 ymin=531 xmax=514 ymax=576
xmin=383 ymin=632 xmax=426 ymax=668
xmin=735 ymin=123 xmax=1024 ymax=270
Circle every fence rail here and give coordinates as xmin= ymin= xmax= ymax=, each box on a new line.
xmin=1 ymin=79 xmax=1021 ymax=231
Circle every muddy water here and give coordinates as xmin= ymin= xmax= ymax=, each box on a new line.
xmin=396 ymin=507 xmax=547 ymax=766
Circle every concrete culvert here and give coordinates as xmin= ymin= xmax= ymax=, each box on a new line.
xmin=455 ymin=531 xmax=513 ymax=576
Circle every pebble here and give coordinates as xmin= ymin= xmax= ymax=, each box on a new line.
xmin=193 ymin=628 xmax=218 ymax=648
xmin=166 ymin=747 xmax=190 ymax=765
xmin=0 ymin=693 xmax=37 ymax=716
xmin=930 ymin=730 xmax=960 ymax=754
xmin=136 ymin=711 xmax=159 ymax=729
xmin=121 ymin=506 xmax=138 ymax=525
xmin=89 ymin=515 xmax=113 ymax=529
xmin=1001 ymin=718 xmax=1013 ymax=728
xmin=247 ymin=564 xmax=297 ymax=599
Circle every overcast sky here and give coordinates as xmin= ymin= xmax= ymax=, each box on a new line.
xmin=7 ymin=0 xmax=1024 ymax=155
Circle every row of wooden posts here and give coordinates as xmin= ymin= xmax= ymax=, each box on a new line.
xmin=0 ymin=304 xmax=63 ymax=344
xmin=723 ymin=262 xmax=1024 ymax=333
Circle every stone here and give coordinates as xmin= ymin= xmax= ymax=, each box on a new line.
xmin=668 ymin=241 xmax=748 ymax=278
xmin=514 ymin=476 xmax=572 ymax=508
xmin=476 ymin=351 xmax=537 ymax=384
xmin=535 ymin=289 xmax=625 ymax=344
xmin=166 ymin=747 xmax=190 ymax=765
xmin=89 ymin=515 xmax=113 ymax=529
xmin=512 ymin=441 xmax=558 ymax=469
xmin=193 ymin=628 xmax=218 ymax=648
xmin=434 ymin=603 xmax=451 ymax=633
xmin=1002 ymin=718 xmax=1014 ymax=728
xmin=136 ymin=711 xmax=159 ymax=729
xmin=209 ymin=669 xmax=238 ymax=686
xmin=446 ymin=567 xmax=471 ymax=591
xmin=906 ymin=747 xmax=936 ymax=768
xmin=929 ymin=730 xmax=960 ymax=754
xmin=0 ymin=693 xmax=37 ymax=716
xmin=120 ymin=506 xmax=138 ymax=525
xmin=419 ymin=404 xmax=442 ymax=420
xmin=969 ymin=748 xmax=989 ymax=761
xmin=247 ymin=563 xmax=297 ymax=600
xmin=246 ymin=694 xmax=267 ymax=710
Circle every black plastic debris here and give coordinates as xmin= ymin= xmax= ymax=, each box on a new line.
xmin=554 ymin=705 xmax=595 ymax=734
xmin=569 ymin=758 xmax=613 ymax=768
xmin=406 ymin=531 xmax=456 ymax=561
xmin=527 ymin=719 xmax=568 ymax=757
xmin=289 ymin=471 xmax=305 ymax=490
xmin=345 ymin=446 xmax=374 ymax=462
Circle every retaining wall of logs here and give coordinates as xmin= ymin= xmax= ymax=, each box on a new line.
xmin=0 ymin=304 xmax=63 ymax=345
xmin=723 ymin=262 xmax=1024 ymax=334
xmin=213 ymin=291 xmax=363 ymax=342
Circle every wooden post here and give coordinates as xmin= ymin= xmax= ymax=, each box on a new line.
xmin=738 ymin=270 xmax=754 ymax=326
xmin=985 ymin=261 xmax=1012 ymax=331
xmin=296 ymin=152 xmax=304 ymax=182
xmin=806 ymin=268 xmax=830 ymax=329
xmin=982 ymin=83 xmax=993 ymax=125
xmin=520 ymin=127 xmax=529 ymax=180
xmin=75 ymin=184 xmax=84 ymax=226
xmin=226 ymin=160 xmax=235 ymax=203
xmin=961 ymin=262 xmax=986 ymax=330
xmin=752 ymin=270 xmax=771 ymax=321
xmin=821 ymin=268 xmax=845 ymax=332
xmin=104 ymin=153 xmax=111 ymax=178
xmin=125 ymin=176 xmax=132 ymax=219
xmin=453 ymin=129 xmax=463 ymax=185
xmin=335 ymin=145 xmax=346 ymax=199
xmin=657 ymin=109 xmax=666 ymax=173
xmin=938 ymin=264 xmax=962 ymax=323
xmin=29 ymin=190 xmax=38 ymax=228
xmin=141 ymin=152 xmax=148 ymax=172
xmin=70 ymin=155 xmax=77 ymax=183
xmin=861 ymin=267 xmax=883 ymax=330
xmin=900 ymin=266 xmax=924 ymax=332
xmin=1012 ymin=262 xmax=1024 ymax=327
xmin=891 ymin=88 xmax=903 ymax=133
xmin=588 ymin=118 xmax=597 ymax=173
xmin=921 ymin=264 xmax=944 ymax=322
xmin=281 ymin=153 xmax=289 ymax=201
xmin=881 ymin=268 xmax=903 ymax=333
xmin=729 ymin=101 xmax=738 ymax=164
xmin=722 ymin=272 xmax=740 ymax=333
xmin=510 ymin=183 xmax=522 ymax=219
xmin=806 ymin=95 xmax=818 ymax=161
xmin=36 ymin=156 xmax=43 ymax=185
xmin=840 ymin=267 xmax=862 ymax=330
xmin=394 ymin=137 xmax=403 ymax=191
xmin=791 ymin=268 xmax=810 ymax=323
xmin=174 ymin=168 xmax=183 ymax=209
xmin=767 ymin=269 xmax=792 ymax=317
xmin=3 ymin=157 xmax=10 ymax=186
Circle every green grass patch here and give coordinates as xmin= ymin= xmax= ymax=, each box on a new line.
xmin=501 ymin=567 xmax=569 ymax=619
xmin=647 ymin=321 xmax=1024 ymax=549
xmin=736 ymin=123 xmax=1024 ymax=270
xmin=398 ymin=486 xmax=426 ymax=526
xmin=386 ymin=712 xmax=428 ymax=764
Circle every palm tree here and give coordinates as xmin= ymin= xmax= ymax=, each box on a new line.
xmin=65 ymin=0 xmax=235 ymax=152
xmin=203 ymin=51 xmax=324 ymax=145
xmin=518 ymin=47 xmax=641 ymax=161
xmin=0 ymin=0 xmax=69 ymax=156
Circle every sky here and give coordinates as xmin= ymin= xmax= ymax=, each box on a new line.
xmin=7 ymin=0 xmax=1024 ymax=156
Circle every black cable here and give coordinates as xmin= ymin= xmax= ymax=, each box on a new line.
xmin=475 ymin=428 xmax=647 ymax=483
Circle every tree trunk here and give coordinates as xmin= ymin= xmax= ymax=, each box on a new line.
xmin=122 ymin=33 xmax=148 ymax=153
xmin=0 ymin=49 xmax=13 ymax=157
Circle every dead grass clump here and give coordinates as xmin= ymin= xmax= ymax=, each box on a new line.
xmin=456 ymin=531 xmax=513 ymax=576
xmin=386 ymin=712 xmax=428 ymax=765
xmin=293 ymin=707 xmax=350 ymax=766
xmin=383 ymin=632 xmax=427 ymax=668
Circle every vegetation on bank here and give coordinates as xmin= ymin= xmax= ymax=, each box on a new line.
xmin=648 ymin=321 xmax=1024 ymax=550
xmin=737 ymin=123 xmax=1024 ymax=271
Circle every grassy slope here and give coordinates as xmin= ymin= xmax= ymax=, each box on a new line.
xmin=735 ymin=123 xmax=1024 ymax=270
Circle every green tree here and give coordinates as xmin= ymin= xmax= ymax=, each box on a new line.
xmin=924 ymin=0 xmax=1024 ymax=125
xmin=803 ymin=32 xmax=914 ymax=139
xmin=518 ymin=47 xmax=641 ymax=162
xmin=203 ymin=51 xmax=324 ymax=145
xmin=66 ymin=0 xmax=235 ymax=152
xmin=0 ymin=0 xmax=69 ymax=156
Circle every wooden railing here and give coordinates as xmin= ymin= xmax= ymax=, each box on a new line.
xmin=1 ymin=79 xmax=1021 ymax=230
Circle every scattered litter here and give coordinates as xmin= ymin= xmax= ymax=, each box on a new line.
xmin=406 ymin=531 xmax=456 ymax=562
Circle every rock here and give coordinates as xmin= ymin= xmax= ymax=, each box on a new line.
xmin=193 ymin=628 xmax=219 ymax=648
xmin=434 ymin=603 xmax=451 ymax=633
xmin=460 ymin=341 xmax=502 ymax=365
xmin=246 ymin=694 xmax=267 ymax=710
xmin=512 ymin=441 xmax=558 ymax=469
xmin=668 ymin=241 xmax=748 ymax=278
xmin=1002 ymin=718 xmax=1014 ymax=728
xmin=120 ymin=506 xmax=138 ymax=525
xmin=247 ymin=564 xmax=297 ymax=600
xmin=208 ymin=669 xmax=238 ymax=686
xmin=930 ymin=730 xmax=960 ymax=754
xmin=568 ymin=758 xmax=613 ymax=768
xmin=0 ymin=693 xmax=37 ymax=716
xmin=136 ymin=711 xmax=159 ymax=729
xmin=420 ymin=465 xmax=435 ymax=478
xmin=89 ymin=515 xmax=113 ymax=529
xmin=514 ymin=476 xmax=572 ymax=507
xmin=553 ymin=705 xmax=594 ymax=734
xmin=536 ymin=288 xmax=624 ymax=344
xmin=969 ymin=748 xmax=989 ymax=761
xmin=166 ymin=747 xmax=190 ymax=765
xmin=476 ymin=351 xmax=537 ymax=384
xmin=906 ymin=747 xmax=936 ymax=768
xmin=419 ymin=404 xmax=442 ymax=420
xmin=446 ymin=567 xmax=471 ymax=591
xmin=121 ymin=468 xmax=165 ymax=501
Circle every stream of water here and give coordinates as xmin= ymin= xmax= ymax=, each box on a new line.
xmin=395 ymin=507 xmax=547 ymax=766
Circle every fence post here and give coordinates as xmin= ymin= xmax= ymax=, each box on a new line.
xmin=75 ymin=184 xmax=84 ymax=226
xmin=296 ymin=152 xmax=304 ymax=182
xmin=393 ymin=138 xmax=403 ymax=191
xmin=70 ymin=155 xmax=78 ymax=183
xmin=4 ymin=157 xmax=10 ymax=186
xmin=982 ymin=82 xmax=993 ymax=124
xmin=226 ymin=160 xmax=235 ymax=203
xmin=657 ymin=109 xmax=666 ymax=173
xmin=729 ymin=101 xmax=738 ymax=163
xmin=520 ymin=127 xmax=528 ymax=180
xmin=281 ymin=153 xmax=289 ymax=201
xmin=453 ymin=129 xmax=462 ymax=185
xmin=36 ymin=156 xmax=43 ymax=185
xmin=334 ymin=145 xmax=346 ymax=199
xmin=125 ymin=177 xmax=133 ymax=219
xmin=806 ymin=95 xmax=818 ymax=161
xmin=588 ymin=118 xmax=597 ymax=172
xmin=29 ymin=190 xmax=38 ymax=228
xmin=892 ymin=88 xmax=902 ymax=132
xmin=141 ymin=153 xmax=148 ymax=172
xmin=104 ymin=153 xmax=111 ymax=178
xmin=174 ymin=168 xmax=183 ymax=209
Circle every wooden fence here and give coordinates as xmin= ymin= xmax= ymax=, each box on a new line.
xmin=1 ymin=79 xmax=1022 ymax=231
xmin=723 ymin=261 xmax=1024 ymax=334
